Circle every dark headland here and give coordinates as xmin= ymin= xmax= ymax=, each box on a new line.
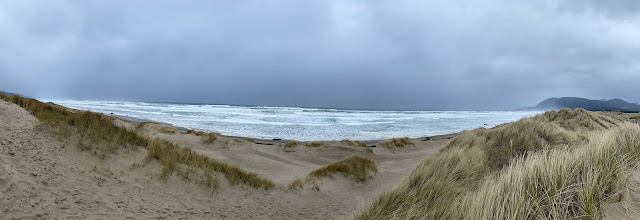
xmin=518 ymin=97 xmax=640 ymax=112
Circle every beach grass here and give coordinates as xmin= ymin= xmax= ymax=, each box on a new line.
xmin=306 ymin=141 xmax=324 ymax=147
xmin=158 ymin=126 xmax=178 ymax=134
xmin=307 ymin=155 xmax=378 ymax=183
xmin=341 ymin=139 xmax=367 ymax=148
xmin=284 ymin=140 xmax=298 ymax=148
xmin=136 ymin=121 xmax=161 ymax=130
xmin=145 ymin=139 xmax=275 ymax=190
xmin=201 ymin=132 xmax=219 ymax=144
xmin=355 ymin=108 xmax=635 ymax=219
xmin=288 ymin=178 xmax=305 ymax=190
xmin=378 ymin=137 xmax=412 ymax=150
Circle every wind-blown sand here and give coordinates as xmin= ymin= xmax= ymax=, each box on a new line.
xmin=0 ymin=99 xmax=452 ymax=219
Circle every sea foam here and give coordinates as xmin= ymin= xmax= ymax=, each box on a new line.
xmin=44 ymin=100 xmax=541 ymax=141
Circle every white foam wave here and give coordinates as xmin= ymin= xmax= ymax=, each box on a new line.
xmin=42 ymin=99 xmax=542 ymax=141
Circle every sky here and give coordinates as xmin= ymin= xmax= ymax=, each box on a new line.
xmin=1 ymin=0 xmax=639 ymax=110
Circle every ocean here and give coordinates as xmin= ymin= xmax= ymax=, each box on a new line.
xmin=43 ymin=100 xmax=541 ymax=141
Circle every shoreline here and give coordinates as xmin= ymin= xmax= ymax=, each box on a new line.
xmin=107 ymin=112 xmax=458 ymax=145
xmin=43 ymin=99 xmax=541 ymax=142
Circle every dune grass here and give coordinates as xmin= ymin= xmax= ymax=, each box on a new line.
xmin=378 ymin=137 xmax=412 ymax=150
xmin=289 ymin=155 xmax=378 ymax=190
xmin=201 ymin=132 xmax=219 ymax=144
xmin=355 ymin=108 xmax=632 ymax=219
xmin=0 ymin=93 xmax=275 ymax=190
xmin=284 ymin=140 xmax=298 ymax=148
xmin=158 ymin=126 xmax=178 ymax=134
xmin=288 ymin=178 xmax=304 ymax=190
xmin=185 ymin=129 xmax=207 ymax=136
xmin=341 ymin=139 xmax=367 ymax=148
xmin=307 ymin=155 xmax=378 ymax=183
xmin=306 ymin=141 xmax=324 ymax=147
xmin=136 ymin=121 xmax=161 ymax=130
xmin=449 ymin=124 xmax=640 ymax=219
xmin=145 ymin=139 xmax=275 ymax=190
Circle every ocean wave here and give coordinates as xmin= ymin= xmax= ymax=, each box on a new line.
xmin=46 ymin=99 xmax=542 ymax=141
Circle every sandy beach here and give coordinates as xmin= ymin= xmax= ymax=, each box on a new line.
xmin=3 ymin=96 xmax=640 ymax=219
xmin=0 ymin=99 xmax=453 ymax=219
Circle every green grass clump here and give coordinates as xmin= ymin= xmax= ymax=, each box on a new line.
xmin=201 ymin=132 xmax=219 ymax=144
xmin=158 ymin=126 xmax=178 ymax=134
xmin=144 ymin=139 xmax=275 ymax=189
xmin=341 ymin=139 xmax=367 ymax=147
xmin=246 ymin=138 xmax=255 ymax=142
xmin=186 ymin=129 xmax=196 ymax=134
xmin=307 ymin=155 xmax=378 ymax=183
xmin=378 ymin=137 xmax=412 ymax=150
xmin=284 ymin=140 xmax=298 ymax=148
xmin=305 ymin=141 xmax=324 ymax=147
xmin=355 ymin=109 xmax=630 ymax=220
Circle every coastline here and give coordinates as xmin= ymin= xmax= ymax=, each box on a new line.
xmin=106 ymin=111 xmax=458 ymax=145
xmin=43 ymin=99 xmax=538 ymax=142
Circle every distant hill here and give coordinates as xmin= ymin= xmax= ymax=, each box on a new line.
xmin=518 ymin=97 xmax=640 ymax=112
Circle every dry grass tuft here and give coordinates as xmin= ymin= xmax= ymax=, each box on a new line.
xmin=355 ymin=109 xmax=632 ymax=220
xmin=307 ymin=155 xmax=378 ymax=183
xmin=288 ymin=178 xmax=305 ymax=190
xmin=246 ymin=138 xmax=255 ymax=142
xmin=145 ymin=139 xmax=275 ymax=190
xmin=341 ymin=139 xmax=367 ymax=147
xmin=284 ymin=140 xmax=298 ymax=148
xmin=158 ymin=126 xmax=178 ymax=134
xmin=136 ymin=121 xmax=161 ymax=130
xmin=201 ymin=132 xmax=219 ymax=144
xmin=185 ymin=129 xmax=196 ymax=134
xmin=378 ymin=137 xmax=412 ymax=150
xmin=305 ymin=141 xmax=324 ymax=148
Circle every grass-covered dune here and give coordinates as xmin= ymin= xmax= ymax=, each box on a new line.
xmin=0 ymin=93 xmax=275 ymax=190
xmin=356 ymin=108 xmax=640 ymax=219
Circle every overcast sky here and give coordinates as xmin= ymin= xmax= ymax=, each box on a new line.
xmin=1 ymin=0 xmax=639 ymax=110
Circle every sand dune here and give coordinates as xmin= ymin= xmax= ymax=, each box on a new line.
xmin=0 ymin=99 xmax=451 ymax=219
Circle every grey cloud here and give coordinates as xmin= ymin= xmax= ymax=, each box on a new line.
xmin=558 ymin=0 xmax=640 ymax=18
xmin=0 ymin=0 xmax=639 ymax=110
